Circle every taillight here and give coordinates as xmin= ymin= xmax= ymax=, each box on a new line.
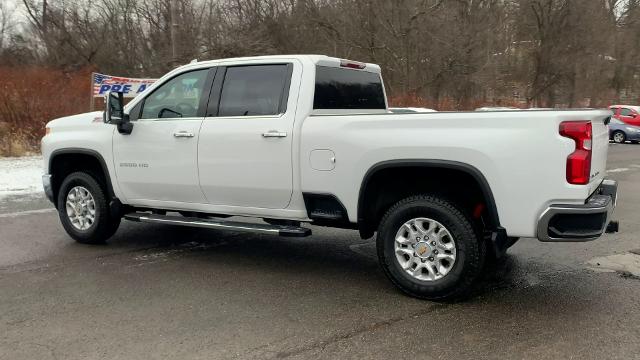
xmin=559 ymin=121 xmax=592 ymax=185
xmin=340 ymin=59 xmax=366 ymax=69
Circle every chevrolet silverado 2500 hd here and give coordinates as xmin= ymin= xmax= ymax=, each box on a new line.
xmin=41 ymin=55 xmax=619 ymax=300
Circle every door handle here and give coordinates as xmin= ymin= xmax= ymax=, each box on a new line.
xmin=262 ymin=130 xmax=287 ymax=138
xmin=173 ymin=131 xmax=195 ymax=138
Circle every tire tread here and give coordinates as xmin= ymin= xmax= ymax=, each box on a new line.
xmin=376 ymin=194 xmax=484 ymax=302
xmin=57 ymin=171 xmax=120 ymax=244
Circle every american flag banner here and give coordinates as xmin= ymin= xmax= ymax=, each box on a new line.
xmin=92 ymin=73 xmax=157 ymax=98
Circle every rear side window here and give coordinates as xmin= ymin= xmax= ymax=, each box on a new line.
xmin=218 ymin=65 xmax=290 ymax=117
xmin=313 ymin=66 xmax=385 ymax=110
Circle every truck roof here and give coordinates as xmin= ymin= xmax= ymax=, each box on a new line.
xmin=176 ymin=55 xmax=382 ymax=73
xmin=125 ymin=55 xmax=382 ymax=112
xmin=610 ymin=104 xmax=640 ymax=111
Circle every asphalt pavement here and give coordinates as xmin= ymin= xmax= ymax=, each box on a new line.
xmin=1 ymin=144 xmax=639 ymax=360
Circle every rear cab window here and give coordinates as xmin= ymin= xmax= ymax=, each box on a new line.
xmin=313 ymin=66 xmax=386 ymax=110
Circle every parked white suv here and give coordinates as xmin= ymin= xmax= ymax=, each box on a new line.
xmin=41 ymin=55 xmax=618 ymax=300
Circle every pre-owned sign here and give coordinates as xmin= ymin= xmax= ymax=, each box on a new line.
xmin=92 ymin=73 xmax=157 ymax=98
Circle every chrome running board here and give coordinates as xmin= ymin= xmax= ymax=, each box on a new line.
xmin=124 ymin=213 xmax=311 ymax=237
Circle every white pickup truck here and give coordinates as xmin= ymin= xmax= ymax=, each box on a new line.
xmin=41 ymin=55 xmax=619 ymax=300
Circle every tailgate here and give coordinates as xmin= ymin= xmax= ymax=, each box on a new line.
xmin=590 ymin=114 xmax=611 ymax=187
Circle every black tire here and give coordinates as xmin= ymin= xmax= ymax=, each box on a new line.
xmin=376 ymin=195 xmax=485 ymax=301
xmin=57 ymin=172 xmax=120 ymax=244
xmin=613 ymin=131 xmax=626 ymax=144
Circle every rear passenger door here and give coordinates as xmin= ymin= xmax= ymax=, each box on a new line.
xmin=198 ymin=62 xmax=297 ymax=209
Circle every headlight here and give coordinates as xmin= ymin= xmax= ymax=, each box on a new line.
xmin=45 ymin=126 xmax=51 ymax=135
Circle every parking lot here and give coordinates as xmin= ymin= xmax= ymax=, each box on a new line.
xmin=1 ymin=144 xmax=639 ymax=360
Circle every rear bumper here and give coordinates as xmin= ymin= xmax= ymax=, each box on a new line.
xmin=537 ymin=180 xmax=618 ymax=242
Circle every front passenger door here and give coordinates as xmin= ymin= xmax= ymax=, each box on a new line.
xmin=113 ymin=68 xmax=214 ymax=204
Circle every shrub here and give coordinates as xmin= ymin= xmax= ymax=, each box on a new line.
xmin=0 ymin=66 xmax=91 ymax=156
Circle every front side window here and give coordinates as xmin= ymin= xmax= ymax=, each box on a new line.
xmin=140 ymin=69 xmax=209 ymax=119
xmin=218 ymin=65 xmax=289 ymax=117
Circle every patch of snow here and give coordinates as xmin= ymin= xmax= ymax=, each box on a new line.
xmin=607 ymin=168 xmax=630 ymax=173
xmin=0 ymin=156 xmax=44 ymax=200
xmin=0 ymin=208 xmax=55 ymax=218
xmin=588 ymin=253 xmax=640 ymax=277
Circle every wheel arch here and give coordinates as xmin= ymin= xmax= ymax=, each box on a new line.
xmin=357 ymin=160 xmax=501 ymax=239
xmin=612 ymin=130 xmax=626 ymax=142
xmin=49 ymin=148 xmax=116 ymax=206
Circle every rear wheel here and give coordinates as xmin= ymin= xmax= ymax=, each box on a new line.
xmin=613 ymin=131 xmax=626 ymax=144
xmin=376 ymin=195 xmax=485 ymax=301
xmin=57 ymin=172 xmax=120 ymax=244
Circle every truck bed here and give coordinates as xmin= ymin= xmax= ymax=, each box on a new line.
xmin=300 ymin=109 xmax=612 ymax=238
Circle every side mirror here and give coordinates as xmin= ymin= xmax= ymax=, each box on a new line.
xmin=104 ymin=91 xmax=133 ymax=135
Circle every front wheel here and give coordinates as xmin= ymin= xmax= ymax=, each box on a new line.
xmin=57 ymin=172 xmax=120 ymax=244
xmin=377 ymin=195 xmax=485 ymax=301
xmin=613 ymin=131 xmax=626 ymax=144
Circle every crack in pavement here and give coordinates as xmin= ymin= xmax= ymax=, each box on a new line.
xmin=0 ymin=239 xmax=233 ymax=275
xmin=0 ymin=340 xmax=59 ymax=360
xmin=0 ymin=245 xmax=165 ymax=275
xmin=247 ymin=304 xmax=448 ymax=359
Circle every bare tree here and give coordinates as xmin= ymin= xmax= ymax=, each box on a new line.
xmin=0 ymin=0 xmax=17 ymax=51
xmin=5 ymin=0 xmax=640 ymax=107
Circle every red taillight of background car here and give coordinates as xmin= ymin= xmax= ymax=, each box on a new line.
xmin=559 ymin=121 xmax=592 ymax=185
